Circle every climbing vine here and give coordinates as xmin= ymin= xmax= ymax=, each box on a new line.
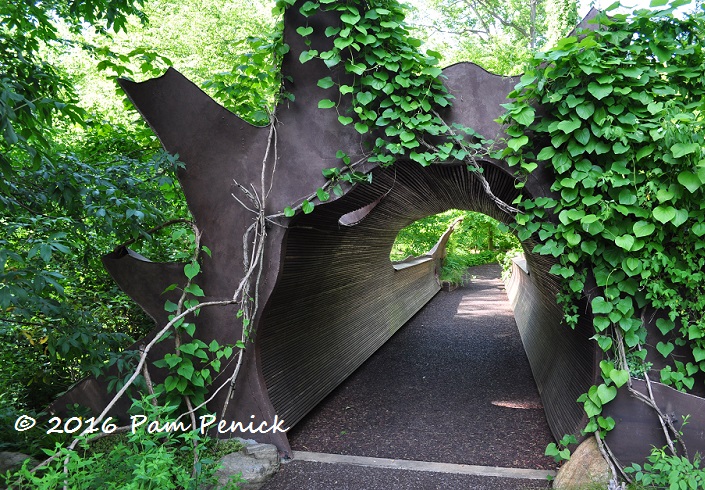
xmin=276 ymin=0 xmax=518 ymax=217
xmin=500 ymin=0 xmax=705 ymax=462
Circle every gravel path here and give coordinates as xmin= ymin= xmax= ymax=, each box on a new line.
xmin=263 ymin=460 xmax=550 ymax=489
xmin=263 ymin=264 xmax=556 ymax=488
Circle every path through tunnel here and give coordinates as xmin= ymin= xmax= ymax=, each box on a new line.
xmin=257 ymin=160 xmax=598 ymax=456
xmin=282 ymin=262 xmax=556 ymax=470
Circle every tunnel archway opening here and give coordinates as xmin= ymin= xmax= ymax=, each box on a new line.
xmin=389 ymin=209 xmax=521 ymax=285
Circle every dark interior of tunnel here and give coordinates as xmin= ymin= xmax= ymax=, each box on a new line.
xmin=257 ymin=160 xmax=597 ymax=444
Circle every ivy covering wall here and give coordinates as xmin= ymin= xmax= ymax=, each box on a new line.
xmin=500 ymin=0 xmax=705 ymax=432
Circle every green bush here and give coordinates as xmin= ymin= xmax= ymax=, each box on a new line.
xmin=3 ymin=398 xmax=245 ymax=490
xmin=625 ymin=447 xmax=705 ymax=489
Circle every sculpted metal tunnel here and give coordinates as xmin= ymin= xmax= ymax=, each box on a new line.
xmin=51 ymin=0 xmax=705 ymax=468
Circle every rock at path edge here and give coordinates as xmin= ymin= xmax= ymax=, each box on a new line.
xmin=553 ymin=437 xmax=611 ymax=489
xmin=210 ymin=440 xmax=280 ymax=490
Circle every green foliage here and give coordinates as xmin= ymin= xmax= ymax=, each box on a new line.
xmin=440 ymin=250 xmax=499 ymax=283
xmin=156 ymin=286 xmax=238 ymax=411
xmin=1 ymin=0 xmax=145 ymax=164
xmin=545 ymin=433 xmax=577 ymax=462
xmin=500 ymin=0 xmax=705 ymax=428
xmin=1 ymin=0 xmax=278 ymax=466
xmin=3 ymin=233 xmax=245 ymax=483
xmin=0 ymin=121 xmax=188 ymax=413
xmin=3 ymin=399 xmax=242 ymax=490
xmin=1 ymin=0 xmax=167 ymax=416
xmin=297 ymin=0 xmax=485 ymax=164
xmin=202 ymin=30 xmax=288 ymax=126
xmin=63 ymin=0 xmax=275 ymax=119
xmin=625 ymin=447 xmax=705 ymax=489
xmin=281 ymin=0 xmax=496 ymax=215
xmin=0 ymin=0 xmax=202 ymax=446
xmin=390 ymin=210 xmax=519 ymax=282
xmin=422 ymin=0 xmax=578 ymax=74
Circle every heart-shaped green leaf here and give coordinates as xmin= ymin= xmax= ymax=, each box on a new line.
xmin=588 ymin=82 xmax=613 ymax=100
xmin=354 ymin=122 xmax=369 ymax=134
xmin=671 ymin=142 xmax=700 ymax=159
xmin=340 ymin=12 xmax=361 ymax=24
xmin=296 ymin=26 xmax=314 ymax=36
xmin=656 ymin=318 xmax=675 ymax=335
xmin=513 ymin=106 xmax=535 ymax=126
xmin=184 ymin=262 xmax=200 ymax=280
xmin=615 ymin=234 xmax=635 ymax=250
xmin=581 ymin=241 xmax=598 ymax=254
xmin=678 ymin=171 xmax=701 ymax=193
xmin=299 ymin=49 xmax=317 ymax=63
xmin=400 ymin=131 xmax=415 ymax=143
xmin=633 ymin=220 xmax=655 ymax=237
xmin=561 ymin=230 xmax=578 ymax=245
xmin=356 ymin=91 xmax=374 ymax=105
xmin=584 ymin=399 xmax=602 ymax=417
xmin=557 ymin=119 xmax=581 ymax=134
xmin=316 ymin=188 xmax=330 ymax=202
xmin=593 ymin=335 xmax=613 ymax=351
xmin=624 ymin=257 xmax=641 ymax=274
xmin=618 ymin=189 xmax=637 ymax=205
xmin=301 ymin=200 xmax=315 ymax=214
xmin=653 ymin=205 xmax=676 ymax=224
xmin=592 ymin=297 xmax=613 ymax=314
xmin=600 ymin=360 xmax=615 ymax=377
xmin=318 ymin=99 xmax=336 ymax=109
xmin=616 ymin=297 xmax=633 ymax=315
xmin=507 ymin=136 xmax=529 ymax=151
xmin=520 ymin=161 xmax=537 ymax=172
xmin=694 ymin=347 xmax=705 ymax=363
xmin=597 ymin=384 xmax=618 ymax=404
xmin=613 ymin=142 xmax=629 ymax=154
xmin=656 ymin=188 xmax=675 ymax=202
xmin=317 ymin=76 xmax=335 ymax=89
xmin=574 ymin=128 xmax=591 ymax=145
xmin=598 ymin=416 xmax=616 ymax=431
xmin=624 ymin=331 xmax=640 ymax=347
xmin=536 ymin=146 xmax=555 ymax=160
xmin=610 ymin=370 xmax=630 ymax=388
xmin=673 ymin=209 xmax=689 ymax=227
xmin=338 ymin=115 xmax=353 ymax=125
xmin=184 ymin=284 xmax=204 ymax=297
xmin=347 ymin=62 xmax=365 ymax=75
xmin=636 ymin=145 xmax=655 ymax=161
xmin=656 ymin=341 xmax=674 ymax=358
xmin=576 ymin=102 xmax=595 ymax=119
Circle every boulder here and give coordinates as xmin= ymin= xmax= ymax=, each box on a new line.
xmin=0 ymin=451 xmax=38 ymax=474
xmin=553 ymin=437 xmax=611 ymax=489
xmin=210 ymin=440 xmax=280 ymax=490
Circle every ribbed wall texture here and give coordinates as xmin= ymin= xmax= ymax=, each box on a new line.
xmin=506 ymin=256 xmax=597 ymax=441
xmin=259 ymin=161 xmax=522 ymax=428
